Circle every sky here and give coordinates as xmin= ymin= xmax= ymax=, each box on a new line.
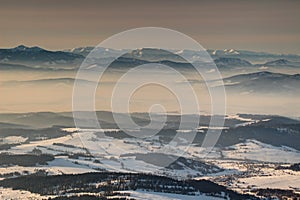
xmin=1 ymin=0 xmax=300 ymax=54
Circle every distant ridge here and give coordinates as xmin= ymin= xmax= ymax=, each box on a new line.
xmin=214 ymin=57 xmax=252 ymax=67
xmin=0 ymin=45 xmax=84 ymax=68
xmin=0 ymin=45 xmax=300 ymax=71
xmin=223 ymin=71 xmax=300 ymax=94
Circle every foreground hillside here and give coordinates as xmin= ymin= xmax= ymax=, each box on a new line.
xmin=0 ymin=112 xmax=299 ymax=199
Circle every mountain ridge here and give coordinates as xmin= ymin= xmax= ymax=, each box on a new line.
xmin=222 ymin=71 xmax=300 ymax=94
xmin=0 ymin=45 xmax=84 ymax=67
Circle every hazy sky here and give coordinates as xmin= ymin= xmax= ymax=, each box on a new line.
xmin=1 ymin=0 xmax=300 ymax=53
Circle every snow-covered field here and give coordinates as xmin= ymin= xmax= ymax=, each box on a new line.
xmin=239 ymin=172 xmax=300 ymax=190
xmin=0 ymin=129 xmax=222 ymax=176
xmin=206 ymin=158 xmax=300 ymax=195
xmin=6 ymin=128 xmax=300 ymax=162
xmin=222 ymin=139 xmax=300 ymax=163
xmin=0 ymin=136 xmax=28 ymax=144
xmin=0 ymin=188 xmax=224 ymax=200
xmin=123 ymin=190 xmax=224 ymax=200
xmin=1 ymin=128 xmax=300 ymax=176
xmin=0 ymin=187 xmax=47 ymax=200
xmin=1 ymin=127 xmax=300 ymax=198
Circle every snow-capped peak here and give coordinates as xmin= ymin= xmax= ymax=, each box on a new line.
xmin=224 ymin=48 xmax=240 ymax=55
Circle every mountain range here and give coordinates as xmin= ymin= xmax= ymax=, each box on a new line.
xmin=222 ymin=71 xmax=300 ymax=95
xmin=1 ymin=45 xmax=300 ymax=71
xmin=0 ymin=45 xmax=84 ymax=68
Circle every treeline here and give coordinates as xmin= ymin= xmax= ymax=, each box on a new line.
xmin=0 ymin=172 xmax=259 ymax=199
xmin=252 ymin=188 xmax=300 ymax=199
xmin=276 ymin=163 xmax=300 ymax=171
xmin=0 ymin=153 xmax=54 ymax=167
xmin=0 ymin=126 xmax=69 ymax=142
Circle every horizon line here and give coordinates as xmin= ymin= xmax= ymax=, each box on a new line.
xmin=1 ymin=44 xmax=300 ymax=56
